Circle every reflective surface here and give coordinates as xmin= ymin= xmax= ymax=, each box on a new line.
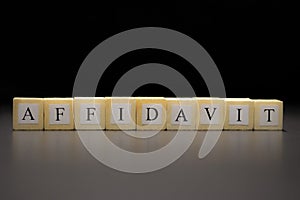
xmin=1 ymin=105 xmax=300 ymax=200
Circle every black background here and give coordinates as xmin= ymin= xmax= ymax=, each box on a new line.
xmin=1 ymin=1 xmax=296 ymax=103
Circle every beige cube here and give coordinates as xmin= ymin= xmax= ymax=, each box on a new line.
xmin=136 ymin=97 xmax=167 ymax=130
xmin=44 ymin=98 xmax=74 ymax=130
xmin=224 ymin=98 xmax=254 ymax=130
xmin=13 ymin=97 xmax=44 ymax=130
xmin=105 ymin=97 xmax=136 ymax=130
xmin=74 ymin=97 xmax=106 ymax=130
xmin=167 ymin=98 xmax=197 ymax=130
xmin=254 ymin=99 xmax=283 ymax=130
xmin=196 ymin=97 xmax=225 ymax=130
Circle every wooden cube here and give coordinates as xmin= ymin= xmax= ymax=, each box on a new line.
xmin=74 ymin=97 xmax=106 ymax=130
xmin=136 ymin=97 xmax=167 ymax=130
xmin=166 ymin=98 xmax=197 ymax=130
xmin=254 ymin=99 xmax=283 ymax=130
xmin=44 ymin=98 xmax=74 ymax=130
xmin=13 ymin=97 xmax=44 ymax=130
xmin=224 ymin=98 xmax=254 ymax=130
xmin=196 ymin=97 xmax=225 ymax=130
xmin=105 ymin=97 xmax=136 ymax=130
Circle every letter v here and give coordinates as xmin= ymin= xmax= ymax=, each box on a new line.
xmin=204 ymin=107 xmax=217 ymax=120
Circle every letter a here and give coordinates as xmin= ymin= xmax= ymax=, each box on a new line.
xmin=22 ymin=107 xmax=35 ymax=120
xmin=175 ymin=109 xmax=188 ymax=122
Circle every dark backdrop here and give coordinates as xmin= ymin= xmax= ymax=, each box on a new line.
xmin=2 ymin=1 xmax=296 ymax=104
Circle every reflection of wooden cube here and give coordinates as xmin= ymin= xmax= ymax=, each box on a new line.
xmin=44 ymin=98 xmax=74 ymax=130
xmin=136 ymin=97 xmax=167 ymax=130
xmin=254 ymin=99 xmax=283 ymax=130
xmin=224 ymin=98 xmax=254 ymax=130
xmin=13 ymin=98 xmax=44 ymax=130
xmin=196 ymin=97 xmax=225 ymax=130
xmin=105 ymin=97 xmax=136 ymax=130
xmin=74 ymin=97 xmax=106 ymax=130
xmin=166 ymin=98 xmax=197 ymax=130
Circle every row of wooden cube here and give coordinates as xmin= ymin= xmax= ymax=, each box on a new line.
xmin=13 ymin=97 xmax=283 ymax=130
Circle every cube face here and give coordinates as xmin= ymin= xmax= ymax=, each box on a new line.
xmin=136 ymin=97 xmax=166 ymax=130
xmin=167 ymin=98 xmax=197 ymax=130
xmin=196 ymin=98 xmax=225 ymax=130
xmin=105 ymin=97 xmax=136 ymax=130
xmin=74 ymin=97 xmax=106 ymax=130
xmin=13 ymin=98 xmax=44 ymax=130
xmin=44 ymin=98 xmax=74 ymax=130
xmin=254 ymin=100 xmax=283 ymax=130
xmin=224 ymin=98 xmax=254 ymax=130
